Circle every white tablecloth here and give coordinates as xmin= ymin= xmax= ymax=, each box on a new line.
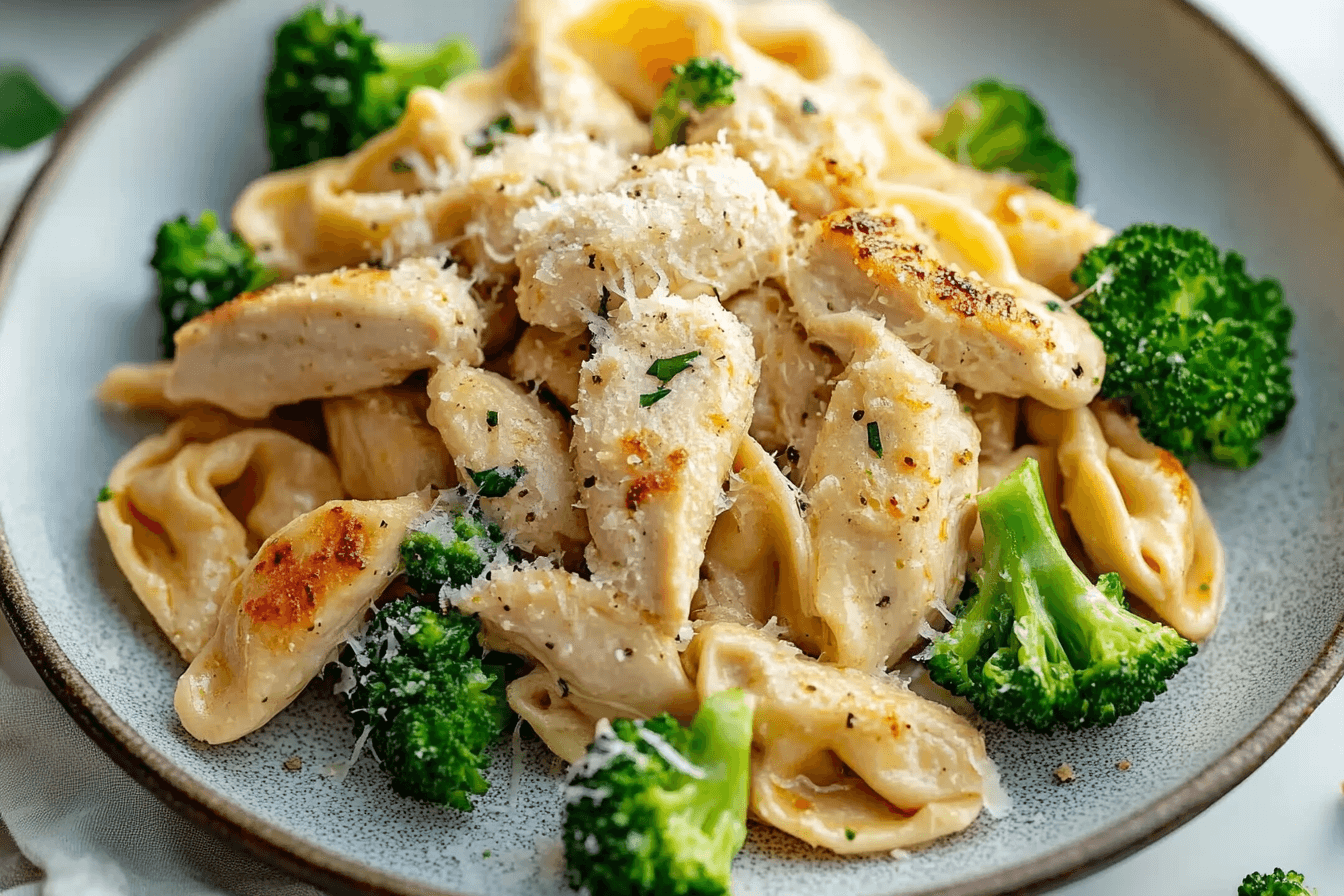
xmin=2 ymin=1 xmax=1342 ymax=893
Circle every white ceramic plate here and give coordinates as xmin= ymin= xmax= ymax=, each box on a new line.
xmin=3 ymin=1 xmax=1344 ymax=894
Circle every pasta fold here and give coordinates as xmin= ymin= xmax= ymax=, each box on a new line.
xmin=1024 ymin=400 xmax=1227 ymax=640
xmin=322 ymin=384 xmax=454 ymax=500
xmin=97 ymin=413 xmax=345 ymax=661
xmin=175 ymin=494 xmax=432 ymax=743
xmin=688 ymin=623 xmax=990 ymax=854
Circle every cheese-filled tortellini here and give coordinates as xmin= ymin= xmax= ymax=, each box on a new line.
xmin=723 ymin=284 xmax=840 ymax=478
xmin=506 ymin=325 xmax=592 ymax=412
xmin=426 ymin=364 xmax=588 ymax=559
xmin=1024 ymin=400 xmax=1227 ymax=640
xmin=688 ymin=623 xmax=992 ymax=854
xmin=322 ymin=384 xmax=454 ymax=500
xmin=514 ymin=143 xmax=795 ymax=334
xmin=803 ymin=312 xmax=979 ymax=670
xmin=97 ymin=413 xmax=345 ymax=661
xmin=788 ymin=208 xmax=1104 ymax=410
xmin=506 ymin=667 xmax=602 ymax=764
xmin=175 ymin=494 xmax=431 ymax=743
xmin=458 ymin=567 xmax=699 ymax=729
xmin=163 ymin=258 xmax=484 ymax=419
xmin=693 ymin=437 xmax=826 ymax=655
xmin=572 ymin=291 xmax=758 ymax=632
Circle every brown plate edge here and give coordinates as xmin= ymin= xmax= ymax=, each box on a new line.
xmin=0 ymin=1 xmax=1342 ymax=895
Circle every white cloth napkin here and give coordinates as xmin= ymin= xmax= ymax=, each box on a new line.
xmin=0 ymin=623 xmax=324 ymax=896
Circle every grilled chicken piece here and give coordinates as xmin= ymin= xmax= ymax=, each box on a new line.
xmin=514 ymin=142 xmax=794 ymax=334
xmin=322 ymin=384 xmax=454 ymax=500
xmin=426 ymin=364 xmax=588 ymax=559
xmin=457 ymin=567 xmax=698 ymax=724
xmin=723 ymin=284 xmax=840 ymax=479
xmin=803 ymin=312 xmax=978 ymax=671
xmin=163 ymin=258 xmax=484 ymax=418
xmin=175 ymin=494 xmax=432 ymax=743
xmin=572 ymin=291 xmax=758 ymax=633
xmin=688 ymin=623 xmax=990 ymax=854
xmin=788 ymin=208 xmax=1104 ymax=409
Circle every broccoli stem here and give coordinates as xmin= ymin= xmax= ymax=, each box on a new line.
xmin=370 ymin=38 xmax=478 ymax=103
xmin=686 ymin=689 xmax=752 ymax=833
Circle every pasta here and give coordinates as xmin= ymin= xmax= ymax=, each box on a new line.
xmin=90 ymin=0 xmax=1243 ymax=870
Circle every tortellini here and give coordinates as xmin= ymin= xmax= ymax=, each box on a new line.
xmin=689 ymin=623 xmax=992 ymax=854
xmin=1024 ymin=399 xmax=1227 ymax=640
xmin=322 ymin=384 xmax=454 ymax=500
xmin=97 ymin=413 xmax=345 ymax=661
xmin=175 ymin=494 xmax=431 ymax=743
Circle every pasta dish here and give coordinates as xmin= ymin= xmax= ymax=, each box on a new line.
xmin=89 ymin=0 xmax=1292 ymax=890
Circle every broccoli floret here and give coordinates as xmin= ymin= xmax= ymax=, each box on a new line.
xmin=265 ymin=5 xmax=478 ymax=170
xmin=150 ymin=211 xmax=277 ymax=357
xmin=399 ymin=508 xmax=504 ymax=595
xmin=926 ymin=457 xmax=1196 ymax=731
xmin=342 ymin=598 xmax=512 ymax=809
xmin=1239 ymin=869 xmax=1317 ymax=896
xmin=928 ymin=78 xmax=1078 ymax=203
xmin=563 ymin=690 xmax=753 ymax=896
xmin=1073 ymin=223 xmax=1295 ymax=468
xmin=650 ymin=57 xmax=742 ymax=151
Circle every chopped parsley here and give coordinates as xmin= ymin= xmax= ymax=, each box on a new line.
xmin=801 ymin=97 xmax=819 ymax=115
xmin=646 ymin=351 xmax=700 ymax=384
xmin=1046 ymin=300 xmax=1062 ymax=312
xmin=535 ymin=177 xmax=560 ymax=198
xmin=465 ymin=114 xmax=515 ymax=156
xmin=0 ymin=67 xmax=65 ymax=151
xmin=639 ymin=389 xmax=672 ymax=408
xmin=468 ymin=464 xmax=527 ymax=497
xmin=867 ymin=420 xmax=883 ymax=458
xmin=844 ymin=828 xmax=856 ymax=841
xmin=389 ymin=157 xmax=413 ymax=173
xmin=485 ymin=410 xmax=498 ymax=427
xmin=97 ymin=485 xmax=114 ymax=503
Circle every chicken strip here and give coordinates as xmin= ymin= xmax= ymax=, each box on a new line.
xmin=163 ymin=258 xmax=484 ymax=418
xmin=788 ymin=208 xmax=1104 ymax=409
xmin=514 ymin=143 xmax=794 ymax=334
xmin=688 ymin=623 xmax=991 ymax=855
xmin=175 ymin=494 xmax=432 ymax=743
xmin=803 ymin=312 xmax=978 ymax=671
xmin=426 ymin=364 xmax=588 ymax=559
xmin=572 ymin=291 xmax=758 ymax=633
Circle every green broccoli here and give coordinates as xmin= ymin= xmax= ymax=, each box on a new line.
xmin=928 ymin=78 xmax=1078 ymax=203
xmin=1073 ymin=223 xmax=1295 ymax=468
xmin=151 ymin=211 xmax=277 ymax=357
xmin=926 ymin=457 xmax=1196 ymax=731
xmin=265 ymin=5 xmax=478 ymax=170
xmin=651 ymin=57 xmax=743 ymax=151
xmin=1239 ymin=869 xmax=1317 ymax=896
xmin=399 ymin=507 xmax=504 ymax=596
xmin=341 ymin=598 xmax=512 ymax=809
xmin=562 ymin=690 xmax=753 ymax=896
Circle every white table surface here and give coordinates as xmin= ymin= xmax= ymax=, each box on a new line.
xmin=1 ymin=1 xmax=1342 ymax=893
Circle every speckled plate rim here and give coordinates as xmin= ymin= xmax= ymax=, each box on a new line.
xmin=2 ymin=2 xmax=1343 ymax=894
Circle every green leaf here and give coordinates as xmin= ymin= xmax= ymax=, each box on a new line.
xmin=465 ymin=114 xmax=515 ymax=156
xmin=646 ymin=350 xmax=700 ymax=384
xmin=867 ymin=420 xmax=883 ymax=458
xmin=0 ymin=67 xmax=64 ymax=151
xmin=485 ymin=410 xmax=498 ymax=427
xmin=639 ymin=389 xmax=671 ymax=408
xmin=468 ymin=465 xmax=526 ymax=497
xmin=97 ymin=485 xmax=114 ymax=503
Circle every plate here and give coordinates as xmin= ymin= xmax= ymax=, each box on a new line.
xmin=2 ymin=1 xmax=1344 ymax=894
